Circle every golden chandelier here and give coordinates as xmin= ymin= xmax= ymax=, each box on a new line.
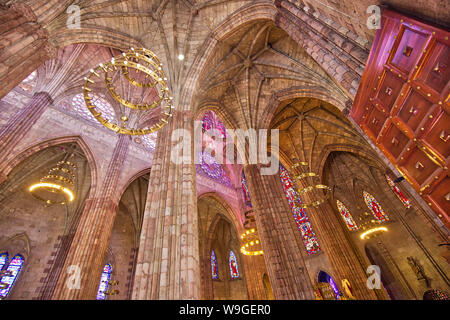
xmin=290 ymin=159 xmax=331 ymax=209
xmin=29 ymin=160 xmax=76 ymax=205
xmin=83 ymin=47 xmax=174 ymax=135
xmin=240 ymin=210 xmax=263 ymax=256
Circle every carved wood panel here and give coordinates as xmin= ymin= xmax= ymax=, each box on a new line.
xmin=351 ymin=9 xmax=450 ymax=228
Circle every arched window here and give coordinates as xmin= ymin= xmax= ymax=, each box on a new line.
xmin=241 ymin=171 xmax=252 ymax=207
xmin=229 ymin=250 xmax=239 ymax=279
xmin=196 ymin=152 xmax=233 ymax=187
xmin=363 ymin=191 xmax=389 ymax=223
xmin=96 ymin=264 xmax=112 ymax=300
xmin=0 ymin=252 xmax=7 ymax=270
xmin=386 ymin=175 xmax=411 ymax=209
xmin=211 ymin=250 xmax=219 ymax=280
xmin=336 ymin=200 xmax=358 ymax=231
xmin=318 ymin=271 xmax=340 ymax=300
xmin=279 ymin=165 xmax=321 ymax=255
xmin=0 ymin=254 xmax=24 ymax=299
xmin=196 ymin=111 xmax=233 ymax=188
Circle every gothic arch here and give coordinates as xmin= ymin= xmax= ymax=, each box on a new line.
xmin=1 ymin=135 xmax=98 ymax=192
xmin=259 ymin=85 xmax=348 ymax=131
xmin=181 ymin=3 xmax=278 ymax=109
xmin=0 ymin=233 xmax=32 ymax=260
xmin=198 ymin=192 xmax=243 ymax=232
xmin=118 ymin=168 xmax=151 ymax=199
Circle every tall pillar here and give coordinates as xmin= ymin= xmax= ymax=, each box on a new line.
xmin=0 ymin=3 xmax=56 ymax=99
xmin=243 ymin=164 xmax=314 ymax=299
xmin=52 ymin=134 xmax=131 ymax=299
xmin=132 ymin=110 xmax=200 ymax=299
xmin=293 ymin=177 xmax=380 ymax=299
xmin=0 ymin=91 xmax=53 ymax=179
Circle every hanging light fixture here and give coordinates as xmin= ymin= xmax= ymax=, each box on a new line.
xmin=82 ymin=47 xmax=174 ymax=135
xmin=29 ymin=160 xmax=76 ymax=205
xmin=290 ymin=159 xmax=331 ymax=209
xmin=240 ymin=210 xmax=263 ymax=256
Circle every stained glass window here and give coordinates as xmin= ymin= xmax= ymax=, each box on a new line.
xmin=423 ymin=289 xmax=450 ymax=300
xmin=318 ymin=271 xmax=340 ymax=300
xmin=0 ymin=254 xmax=24 ymax=299
xmin=202 ymin=111 xmax=226 ymax=138
xmin=241 ymin=171 xmax=252 ymax=207
xmin=386 ymin=175 xmax=411 ymax=209
xmin=0 ymin=253 xmax=7 ymax=270
xmin=96 ymin=264 xmax=112 ymax=300
xmin=229 ymin=250 xmax=239 ymax=279
xmin=196 ymin=110 xmax=233 ymax=187
xmin=363 ymin=191 xmax=389 ymax=223
xmin=211 ymin=250 xmax=219 ymax=280
xmin=279 ymin=165 xmax=321 ymax=255
xmin=336 ymin=200 xmax=358 ymax=231
xmin=196 ymin=152 xmax=233 ymax=188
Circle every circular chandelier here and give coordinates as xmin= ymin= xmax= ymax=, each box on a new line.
xmin=240 ymin=210 xmax=263 ymax=256
xmin=83 ymin=47 xmax=174 ymax=135
xmin=290 ymin=160 xmax=331 ymax=209
xmin=29 ymin=161 xmax=76 ymax=205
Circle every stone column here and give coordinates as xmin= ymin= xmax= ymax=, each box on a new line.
xmin=132 ymin=110 xmax=199 ymax=299
xmin=243 ymin=164 xmax=314 ymax=299
xmin=0 ymin=91 xmax=53 ymax=180
xmin=241 ymin=254 xmax=268 ymax=299
xmin=52 ymin=134 xmax=131 ymax=299
xmin=293 ymin=176 xmax=379 ymax=299
xmin=0 ymin=3 xmax=56 ymax=99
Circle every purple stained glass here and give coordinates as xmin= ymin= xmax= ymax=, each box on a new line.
xmin=196 ymin=152 xmax=233 ymax=188
xmin=241 ymin=171 xmax=252 ymax=207
xmin=96 ymin=264 xmax=112 ymax=300
xmin=202 ymin=111 xmax=226 ymax=138
xmin=0 ymin=254 xmax=24 ymax=299
xmin=0 ymin=253 xmax=7 ymax=271
xmin=211 ymin=250 xmax=219 ymax=280
xmin=279 ymin=165 xmax=321 ymax=255
xmin=229 ymin=250 xmax=239 ymax=279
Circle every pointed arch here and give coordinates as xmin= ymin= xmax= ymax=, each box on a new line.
xmin=0 ymin=135 xmax=98 ymax=192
